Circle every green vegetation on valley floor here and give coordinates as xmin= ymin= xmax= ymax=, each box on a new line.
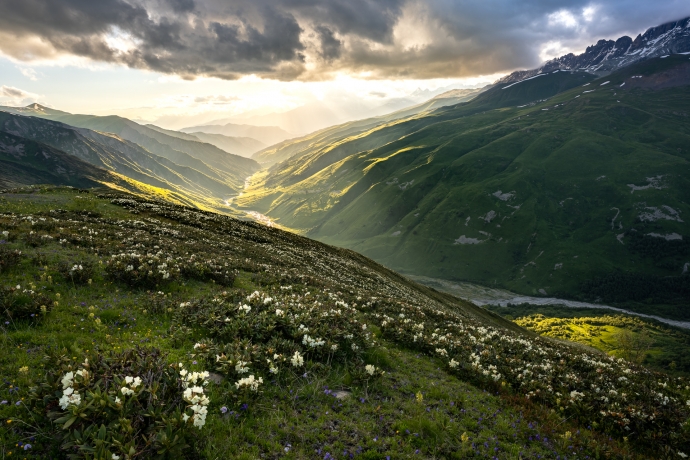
xmin=2 ymin=186 xmax=690 ymax=459
xmin=235 ymin=56 xmax=690 ymax=316
xmin=486 ymin=303 xmax=690 ymax=376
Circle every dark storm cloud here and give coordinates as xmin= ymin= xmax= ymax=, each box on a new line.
xmin=315 ymin=26 xmax=342 ymax=60
xmin=168 ymin=0 xmax=195 ymax=13
xmin=0 ymin=0 xmax=688 ymax=80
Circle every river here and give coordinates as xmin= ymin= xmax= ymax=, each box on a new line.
xmin=406 ymin=275 xmax=690 ymax=330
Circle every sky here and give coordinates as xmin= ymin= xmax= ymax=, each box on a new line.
xmin=0 ymin=0 xmax=689 ymax=130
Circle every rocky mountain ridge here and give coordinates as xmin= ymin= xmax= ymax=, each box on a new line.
xmin=500 ymin=16 xmax=690 ymax=84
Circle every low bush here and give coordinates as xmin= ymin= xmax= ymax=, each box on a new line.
xmin=105 ymin=251 xmax=180 ymax=288
xmin=21 ymin=348 xmax=209 ymax=459
xmin=0 ymin=245 xmax=21 ymax=272
xmin=0 ymin=284 xmax=52 ymax=322
xmin=179 ymin=255 xmax=236 ymax=286
xmin=59 ymin=260 xmax=95 ymax=285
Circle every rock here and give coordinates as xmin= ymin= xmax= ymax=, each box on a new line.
xmin=208 ymin=372 xmax=224 ymax=384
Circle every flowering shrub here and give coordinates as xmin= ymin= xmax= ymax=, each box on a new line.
xmin=105 ymin=251 xmax=180 ymax=287
xmin=0 ymin=245 xmax=21 ymax=272
xmin=58 ymin=260 xmax=94 ymax=285
xmin=0 ymin=284 xmax=51 ymax=322
xmin=179 ymin=254 xmax=237 ymax=286
xmin=375 ymin=301 xmax=690 ymax=450
xmin=21 ymin=348 xmax=208 ymax=459
xmin=183 ymin=289 xmax=377 ymax=392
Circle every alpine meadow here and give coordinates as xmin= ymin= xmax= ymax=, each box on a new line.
xmin=1 ymin=2 xmax=690 ymax=459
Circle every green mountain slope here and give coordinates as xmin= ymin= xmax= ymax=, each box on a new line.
xmin=1 ymin=186 xmax=689 ymax=458
xmin=251 ymin=88 xmax=484 ymax=167
xmin=0 ymin=112 xmax=251 ymax=210
xmin=237 ymin=56 xmax=690 ymax=313
xmin=0 ymin=131 xmax=113 ymax=189
xmin=0 ymin=106 xmax=260 ymax=192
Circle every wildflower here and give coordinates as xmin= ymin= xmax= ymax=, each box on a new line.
xmin=416 ymin=391 xmax=423 ymax=403
xmin=291 ymin=351 xmax=304 ymax=367
xmin=220 ymin=406 xmax=228 ymax=414
xmin=18 ymin=366 xmax=28 ymax=374
xmin=112 ymin=455 xmax=120 ymax=460
xmin=235 ymin=375 xmax=263 ymax=391
xmin=365 ymin=364 xmax=376 ymax=376
xmin=461 ymin=432 xmax=469 ymax=443
xmin=23 ymin=444 xmax=32 ymax=450
xmin=449 ymin=359 xmax=459 ymax=368
xmin=61 ymin=372 xmax=75 ymax=389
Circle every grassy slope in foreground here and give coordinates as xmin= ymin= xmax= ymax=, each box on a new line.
xmin=1 ymin=187 xmax=690 ymax=458
xmin=237 ymin=56 xmax=690 ymax=315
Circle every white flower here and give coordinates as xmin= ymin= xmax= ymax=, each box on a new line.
xmin=112 ymin=455 xmax=120 ymax=460
xmin=61 ymin=372 xmax=74 ymax=389
xmin=449 ymin=359 xmax=459 ymax=369
xmin=365 ymin=365 xmax=376 ymax=376
xmin=275 ymin=309 xmax=284 ymax=316
xmin=121 ymin=387 xmax=134 ymax=396
xmin=235 ymin=374 xmax=263 ymax=391
xmin=291 ymin=351 xmax=304 ymax=367
xmin=235 ymin=361 xmax=249 ymax=373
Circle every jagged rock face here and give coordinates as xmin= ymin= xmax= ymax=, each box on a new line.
xmin=500 ymin=16 xmax=690 ymax=84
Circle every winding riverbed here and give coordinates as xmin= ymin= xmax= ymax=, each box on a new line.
xmin=407 ymin=275 xmax=690 ymax=330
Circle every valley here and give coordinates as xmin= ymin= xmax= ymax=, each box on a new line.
xmin=2 ymin=11 xmax=690 ymax=458
xmin=235 ymin=56 xmax=690 ymax=316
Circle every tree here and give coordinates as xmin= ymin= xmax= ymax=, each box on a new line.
xmin=615 ymin=329 xmax=653 ymax=364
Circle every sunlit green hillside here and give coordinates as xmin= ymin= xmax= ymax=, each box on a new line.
xmin=236 ymin=56 xmax=690 ymax=315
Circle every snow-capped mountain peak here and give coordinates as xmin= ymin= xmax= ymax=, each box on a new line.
xmin=499 ymin=16 xmax=690 ymax=84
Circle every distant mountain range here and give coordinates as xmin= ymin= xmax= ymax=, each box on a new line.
xmin=144 ymin=124 xmax=266 ymax=158
xmin=0 ymin=106 xmax=260 ymax=211
xmin=500 ymin=16 xmax=690 ymax=84
xmin=180 ymin=122 xmax=293 ymax=146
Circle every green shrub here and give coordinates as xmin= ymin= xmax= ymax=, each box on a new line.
xmin=23 ymin=231 xmax=54 ymax=247
xmin=21 ymin=348 xmax=210 ymax=459
xmin=59 ymin=260 xmax=95 ymax=285
xmin=105 ymin=252 xmax=180 ymax=288
xmin=0 ymin=284 xmax=51 ymax=322
xmin=180 ymin=255 xmax=237 ymax=286
xmin=0 ymin=245 xmax=21 ymax=272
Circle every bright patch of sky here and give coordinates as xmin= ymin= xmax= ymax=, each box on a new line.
xmin=0 ymin=56 xmax=499 ymax=129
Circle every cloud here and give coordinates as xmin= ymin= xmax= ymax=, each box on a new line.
xmin=0 ymin=0 xmax=687 ymax=81
xmin=0 ymin=85 xmax=41 ymax=104
xmin=17 ymin=67 xmax=39 ymax=81
xmin=192 ymin=95 xmax=240 ymax=104
xmin=315 ymin=26 xmax=342 ymax=61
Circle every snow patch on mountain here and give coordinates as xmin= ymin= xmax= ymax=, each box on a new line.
xmin=498 ymin=17 xmax=690 ymax=85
